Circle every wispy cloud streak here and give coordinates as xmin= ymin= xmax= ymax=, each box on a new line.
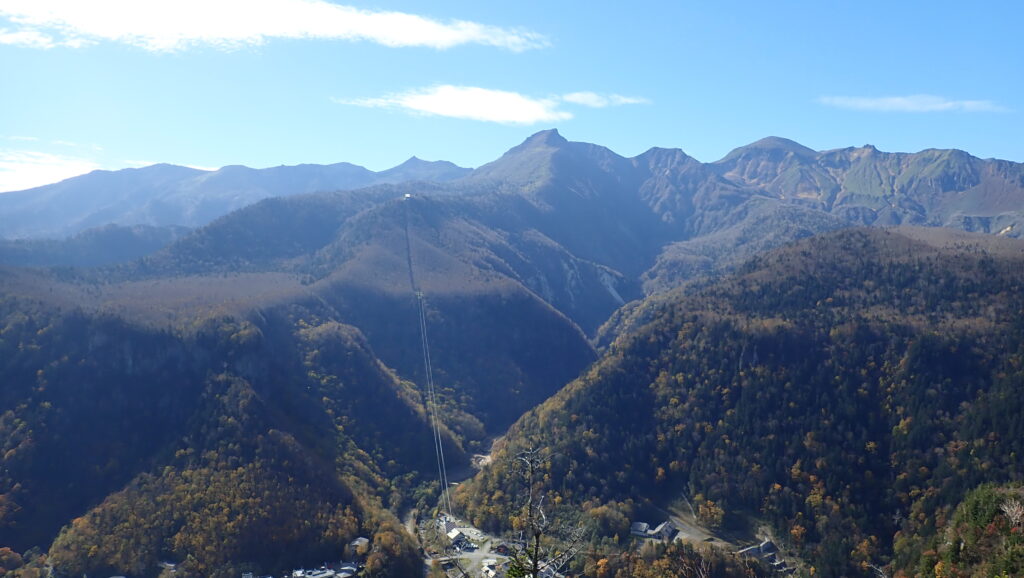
xmin=337 ymin=85 xmax=572 ymax=125
xmin=562 ymin=92 xmax=650 ymax=108
xmin=0 ymin=149 xmax=101 ymax=192
xmin=0 ymin=0 xmax=547 ymax=52
xmin=336 ymin=86 xmax=650 ymax=124
xmin=819 ymin=94 xmax=1007 ymax=113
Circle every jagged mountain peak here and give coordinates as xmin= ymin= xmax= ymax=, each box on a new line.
xmin=467 ymin=129 xmax=570 ymax=185
xmin=469 ymin=128 xmax=633 ymax=187
xmin=394 ymin=155 xmax=428 ymax=167
xmin=519 ymin=128 xmax=569 ymax=148
xmin=497 ymin=129 xmax=571 ymax=159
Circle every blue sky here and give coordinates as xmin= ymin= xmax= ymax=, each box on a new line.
xmin=1 ymin=0 xmax=1021 ymax=192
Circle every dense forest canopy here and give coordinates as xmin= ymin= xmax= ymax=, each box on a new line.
xmin=0 ymin=297 xmax=433 ymax=577
xmin=456 ymin=228 xmax=1024 ymax=577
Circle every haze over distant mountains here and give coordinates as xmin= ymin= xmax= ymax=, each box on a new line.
xmin=0 ymin=156 xmax=470 ymax=239
xmin=3 ymin=130 xmax=1021 ymax=255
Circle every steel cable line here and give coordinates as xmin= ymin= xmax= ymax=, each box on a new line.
xmin=403 ymin=195 xmax=454 ymax=516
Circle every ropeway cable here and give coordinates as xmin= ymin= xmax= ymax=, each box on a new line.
xmin=403 ymin=195 xmax=454 ymax=516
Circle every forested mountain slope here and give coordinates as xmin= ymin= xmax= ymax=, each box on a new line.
xmin=924 ymin=483 xmax=1024 ymax=577
xmin=456 ymin=227 xmax=1024 ymax=577
xmin=0 ymin=224 xmax=190 ymax=268
xmin=0 ymin=292 xmax=443 ymax=577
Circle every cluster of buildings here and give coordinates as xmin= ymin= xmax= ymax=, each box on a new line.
xmin=479 ymin=558 xmax=503 ymax=577
xmin=285 ymin=563 xmax=359 ymax=578
xmin=629 ymin=519 xmax=679 ymax=541
xmin=735 ymin=539 xmax=795 ymax=574
xmin=238 ymin=537 xmax=369 ymax=578
xmin=429 ymin=514 xmax=569 ymax=578
xmin=629 ymin=519 xmax=795 ymax=574
xmin=240 ymin=563 xmax=359 ymax=578
xmin=439 ymin=517 xmax=483 ymax=553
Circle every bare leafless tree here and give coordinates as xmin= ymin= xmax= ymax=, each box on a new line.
xmin=867 ymin=563 xmax=890 ymax=578
xmin=680 ymin=554 xmax=712 ymax=578
xmin=506 ymin=448 xmax=585 ymax=578
xmin=1001 ymin=498 xmax=1024 ymax=528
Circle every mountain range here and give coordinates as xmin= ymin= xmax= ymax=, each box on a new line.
xmin=0 ymin=156 xmax=470 ymax=239
xmin=5 ymin=130 xmax=1023 ymax=289
xmin=1 ymin=130 xmax=1023 ymax=577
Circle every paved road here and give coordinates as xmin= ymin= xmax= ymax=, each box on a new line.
xmin=659 ymin=505 xmax=737 ymax=550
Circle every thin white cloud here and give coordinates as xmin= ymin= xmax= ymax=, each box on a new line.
xmin=336 ymin=86 xmax=650 ymax=124
xmin=562 ymin=92 xmax=609 ymax=108
xmin=819 ymin=94 xmax=1007 ymax=113
xmin=562 ymin=92 xmax=650 ymax=108
xmin=0 ymin=0 xmax=546 ymax=52
xmin=609 ymin=94 xmax=650 ymax=106
xmin=0 ymin=26 xmax=56 ymax=48
xmin=3 ymin=136 xmax=105 ymax=153
xmin=48 ymin=139 xmax=104 ymax=152
xmin=337 ymin=85 xmax=572 ymax=125
xmin=0 ymin=150 xmax=101 ymax=192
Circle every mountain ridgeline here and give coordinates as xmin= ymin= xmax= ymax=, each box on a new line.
xmin=1 ymin=131 xmax=1024 ymax=577
xmin=4 ymin=130 xmax=1024 ymax=277
xmin=0 ymin=157 xmax=470 ymax=240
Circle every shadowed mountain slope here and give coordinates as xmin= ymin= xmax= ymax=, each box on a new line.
xmin=0 ymin=224 xmax=190 ymax=268
xmin=0 ymin=294 xmax=440 ymax=577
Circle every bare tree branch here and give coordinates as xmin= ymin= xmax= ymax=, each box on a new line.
xmin=1001 ymin=498 xmax=1024 ymax=528
xmin=506 ymin=448 xmax=585 ymax=577
xmin=867 ymin=563 xmax=890 ymax=578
